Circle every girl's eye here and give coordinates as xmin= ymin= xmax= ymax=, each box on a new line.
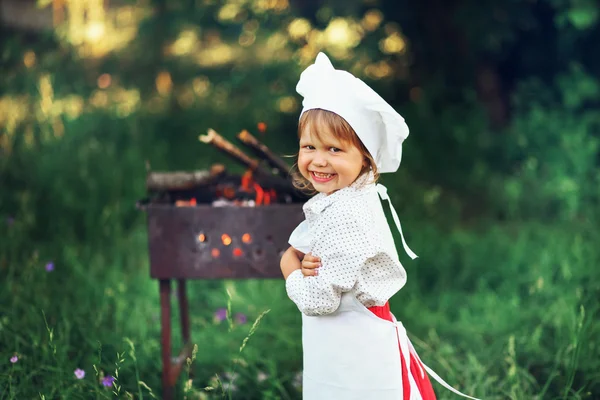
xmin=329 ymin=147 xmax=341 ymax=153
xmin=302 ymin=145 xmax=315 ymax=150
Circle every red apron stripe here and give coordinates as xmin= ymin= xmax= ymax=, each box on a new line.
xmin=369 ymin=302 xmax=437 ymax=399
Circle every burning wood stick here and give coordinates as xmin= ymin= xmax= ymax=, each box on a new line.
xmin=237 ymin=130 xmax=291 ymax=177
xmin=199 ymin=129 xmax=262 ymax=172
xmin=199 ymin=129 xmax=301 ymax=197
xmin=146 ymin=171 xmax=211 ymax=191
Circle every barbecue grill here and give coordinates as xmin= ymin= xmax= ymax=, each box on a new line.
xmin=142 ymin=128 xmax=306 ymax=399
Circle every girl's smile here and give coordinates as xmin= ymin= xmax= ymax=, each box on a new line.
xmin=310 ymin=171 xmax=336 ymax=183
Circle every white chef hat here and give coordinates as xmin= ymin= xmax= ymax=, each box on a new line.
xmin=296 ymin=52 xmax=410 ymax=174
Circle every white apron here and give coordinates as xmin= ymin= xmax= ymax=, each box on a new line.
xmin=291 ymin=182 xmax=481 ymax=400
xmin=302 ymin=292 xmax=481 ymax=400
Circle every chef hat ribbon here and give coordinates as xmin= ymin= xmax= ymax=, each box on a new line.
xmin=376 ymin=184 xmax=418 ymax=260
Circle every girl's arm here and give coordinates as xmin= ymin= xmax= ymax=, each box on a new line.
xmin=285 ymin=217 xmax=377 ymax=316
xmin=280 ymin=246 xmax=304 ymax=279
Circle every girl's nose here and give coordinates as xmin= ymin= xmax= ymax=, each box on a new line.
xmin=312 ymin=155 xmax=327 ymax=167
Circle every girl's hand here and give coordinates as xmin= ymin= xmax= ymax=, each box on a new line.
xmin=301 ymin=253 xmax=321 ymax=276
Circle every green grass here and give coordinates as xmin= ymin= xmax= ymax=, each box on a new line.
xmin=1 ymin=217 xmax=598 ymax=399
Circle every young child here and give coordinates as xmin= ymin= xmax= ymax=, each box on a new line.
xmin=280 ymin=53 xmax=480 ymax=400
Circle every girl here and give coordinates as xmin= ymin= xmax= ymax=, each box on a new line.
xmin=280 ymin=53 xmax=480 ymax=400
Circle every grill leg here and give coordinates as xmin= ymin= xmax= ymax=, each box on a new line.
xmin=160 ymin=279 xmax=173 ymax=400
xmin=177 ymin=279 xmax=192 ymax=381
xmin=177 ymin=279 xmax=191 ymax=345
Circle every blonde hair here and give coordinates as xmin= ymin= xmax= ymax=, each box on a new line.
xmin=290 ymin=109 xmax=379 ymax=194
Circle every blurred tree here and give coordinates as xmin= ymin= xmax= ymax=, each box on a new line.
xmin=379 ymin=0 xmax=600 ymax=221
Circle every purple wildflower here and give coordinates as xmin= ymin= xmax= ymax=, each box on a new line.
xmin=10 ymin=355 xmax=18 ymax=363
xmin=102 ymin=375 xmax=116 ymax=387
xmin=74 ymin=368 xmax=85 ymax=379
xmin=214 ymin=308 xmax=227 ymax=322
xmin=45 ymin=262 xmax=54 ymax=272
xmin=6 ymin=217 xmax=14 ymax=226
xmin=235 ymin=313 xmax=247 ymax=325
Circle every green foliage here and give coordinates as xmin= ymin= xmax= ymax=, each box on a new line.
xmin=488 ymin=64 xmax=600 ymax=221
xmin=1 ymin=216 xmax=599 ymax=398
xmin=554 ymin=0 xmax=599 ymax=30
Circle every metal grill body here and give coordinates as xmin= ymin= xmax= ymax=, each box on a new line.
xmin=146 ymin=204 xmax=305 ymax=398
xmin=148 ymin=204 xmax=305 ymax=279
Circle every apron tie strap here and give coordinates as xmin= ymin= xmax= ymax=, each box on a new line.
xmin=421 ymin=363 xmax=482 ymax=400
xmin=376 ymin=184 xmax=418 ymax=260
xmin=395 ymin=321 xmax=418 ymax=397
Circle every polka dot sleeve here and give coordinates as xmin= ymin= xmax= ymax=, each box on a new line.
xmin=285 ymin=215 xmax=377 ymax=316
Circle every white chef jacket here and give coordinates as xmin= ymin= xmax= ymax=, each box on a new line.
xmin=286 ymin=172 xmax=410 ymax=316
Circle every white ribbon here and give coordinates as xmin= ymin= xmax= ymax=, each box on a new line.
xmin=421 ymin=363 xmax=482 ymax=400
xmin=376 ymin=184 xmax=418 ymax=260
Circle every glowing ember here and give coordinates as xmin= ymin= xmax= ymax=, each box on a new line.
xmin=221 ymin=234 xmax=232 ymax=246
xmin=175 ymin=198 xmax=197 ymax=207
xmin=242 ymin=233 xmax=252 ymax=243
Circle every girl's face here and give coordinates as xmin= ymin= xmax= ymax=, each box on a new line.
xmin=298 ymin=122 xmax=365 ymax=195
